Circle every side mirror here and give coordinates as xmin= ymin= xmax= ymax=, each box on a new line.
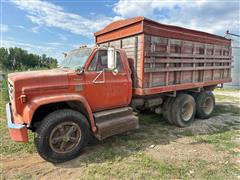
xmin=107 ymin=47 xmax=117 ymax=70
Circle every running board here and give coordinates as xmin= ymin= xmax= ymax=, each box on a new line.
xmin=93 ymin=107 xmax=139 ymax=140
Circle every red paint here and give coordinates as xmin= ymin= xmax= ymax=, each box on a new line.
xmin=95 ymin=16 xmax=231 ymax=46
xmin=8 ymin=127 xmax=28 ymax=142
xmin=7 ymin=48 xmax=132 ymax=139
xmin=133 ymin=78 xmax=231 ymax=95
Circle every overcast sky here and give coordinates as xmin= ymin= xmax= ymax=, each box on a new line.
xmin=1 ymin=0 xmax=239 ymax=60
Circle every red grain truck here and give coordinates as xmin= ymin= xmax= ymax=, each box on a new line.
xmin=6 ymin=17 xmax=232 ymax=163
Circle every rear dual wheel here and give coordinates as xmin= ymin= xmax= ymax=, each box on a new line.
xmin=163 ymin=94 xmax=196 ymax=127
xmin=162 ymin=97 xmax=175 ymax=124
xmin=163 ymin=91 xmax=215 ymax=127
xmin=194 ymin=91 xmax=215 ymax=119
xmin=171 ymin=94 xmax=196 ymax=127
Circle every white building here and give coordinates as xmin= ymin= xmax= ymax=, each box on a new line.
xmin=225 ymin=35 xmax=240 ymax=88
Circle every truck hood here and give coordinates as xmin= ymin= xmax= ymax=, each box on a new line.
xmin=8 ymin=68 xmax=73 ymax=93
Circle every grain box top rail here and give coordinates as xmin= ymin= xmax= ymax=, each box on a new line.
xmin=95 ymin=16 xmax=231 ymax=46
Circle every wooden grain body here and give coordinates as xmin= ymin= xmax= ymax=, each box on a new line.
xmin=95 ymin=17 xmax=232 ymax=96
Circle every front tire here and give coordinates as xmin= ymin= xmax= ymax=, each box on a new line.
xmin=35 ymin=109 xmax=90 ymax=163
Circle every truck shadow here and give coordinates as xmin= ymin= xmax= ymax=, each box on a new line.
xmin=56 ymin=103 xmax=240 ymax=168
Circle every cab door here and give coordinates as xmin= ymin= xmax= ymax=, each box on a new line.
xmin=84 ymin=49 xmax=131 ymax=111
xmin=107 ymin=51 xmax=131 ymax=108
xmin=83 ymin=50 xmax=111 ymax=111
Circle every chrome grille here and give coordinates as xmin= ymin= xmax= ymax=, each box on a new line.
xmin=8 ymin=81 xmax=14 ymax=102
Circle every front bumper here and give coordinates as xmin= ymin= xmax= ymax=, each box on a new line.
xmin=6 ymin=103 xmax=28 ymax=142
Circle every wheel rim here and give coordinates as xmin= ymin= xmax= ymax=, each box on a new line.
xmin=181 ymin=102 xmax=194 ymax=122
xmin=202 ymin=97 xmax=214 ymax=115
xmin=49 ymin=122 xmax=81 ymax=154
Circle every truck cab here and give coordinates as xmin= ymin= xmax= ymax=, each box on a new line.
xmin=6 ymin=46 xmax=139 ymax=163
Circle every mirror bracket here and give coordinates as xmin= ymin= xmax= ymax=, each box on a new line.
xmin=112 ymin=68 xmax=119 ymax=76
xmin=75 ymin=67 xmax=84 ymax=75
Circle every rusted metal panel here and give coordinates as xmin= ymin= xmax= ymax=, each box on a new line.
xmin=95 ymin=22 xmax=143 ymax=44
xmin=95 ymin=16 xmax=231 ymax=46
xmin=143 ymin=20 xmax=230 ymax=46
xmin=95 ymin=16 xmax=144 ymax=36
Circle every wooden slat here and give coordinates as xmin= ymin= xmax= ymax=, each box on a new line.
xmin=145 ymin=52 xmax=231 ymax=59
xmin=144 ymin=65 xmax=232 ymax=73
xmin=144 ymin=59 xmax=232 ymax=63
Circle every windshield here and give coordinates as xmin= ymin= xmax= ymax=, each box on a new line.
xmin=59 ymin=48 xmax=92 ymax=69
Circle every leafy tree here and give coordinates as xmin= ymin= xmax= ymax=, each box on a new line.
xmin=0 ymin=47 xmax=58 ymax=72
xmin=0 ymin=47 xmax=9 ymax=71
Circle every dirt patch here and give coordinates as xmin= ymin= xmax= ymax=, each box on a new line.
xmin=174 ymin=113 xmax=240 ymax=135
xmin=1 ymin=154 xmax=84 ymax=179
xmin=146 ymin=137 xmax=229 ymax=165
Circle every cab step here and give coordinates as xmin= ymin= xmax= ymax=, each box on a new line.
xmin=93 ymin=107 xmax=139 ymax=140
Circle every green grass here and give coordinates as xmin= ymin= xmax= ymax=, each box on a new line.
xmin=213 ymin=89 xmax=240 ymax=116
xmin=80 ymin=152 xmax=190 ymax=179
xmin=78 ymin=151 xmax=239 ymax=180
xmin=214 ymin=94 xmax=239 ymax=103
xmin=194 ymin=131 xmax=239 ymax=154
xmin=215 ymin=87 xmax=240 ymax=92
xmin=213 ymin=104 xmax=240 ymax=116
xmin=191 ymin=159 xmax=239 ymax=180
xmin=15 ymin=175 xmax=32 ymax=180
xmin=0 ymin=120 xmax=36 ymax=155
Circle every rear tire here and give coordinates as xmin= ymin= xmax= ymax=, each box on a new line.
xmin=162 ymin=97 xmax=175 ymax=124
xmin=171 ymin=94 xmax=196 ymax=127
xmin=35 ymin=109 xmax=90 ymax=163
xmin=195 ymin=91 xmax=215 ymax=119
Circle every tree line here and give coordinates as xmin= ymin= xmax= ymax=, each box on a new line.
xmin=0 ymin=47 xmax=58 ymax=72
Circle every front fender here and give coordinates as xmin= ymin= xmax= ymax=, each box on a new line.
xmin=23 ymin=94 xmax=97 ymax=132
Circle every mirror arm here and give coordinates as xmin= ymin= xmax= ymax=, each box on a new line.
xmin=76 ymin=67 xmax=84 ymax=75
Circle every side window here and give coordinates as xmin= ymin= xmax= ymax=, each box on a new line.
xmin=116 ymin=52 xmax=123 ymax=72
xmin=88 ymin=51 xmax=98 ymax=71
xmin=88 ymin=50 xmax=123 ymax=72
xmin=88 ymin=50 xmax=108 ymax=71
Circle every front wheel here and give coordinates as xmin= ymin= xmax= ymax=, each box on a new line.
xmin=34 ymin=109 xmax=90 ymax=163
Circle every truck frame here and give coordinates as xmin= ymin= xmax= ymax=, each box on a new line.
xmin=6 ymin=17 xmax=232 ymax=163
